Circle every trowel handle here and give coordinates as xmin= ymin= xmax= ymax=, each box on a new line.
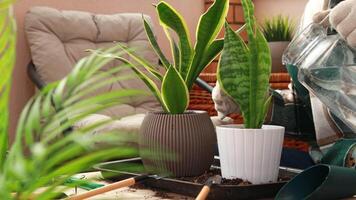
xmin=68 ymin=174 xmax=148 ymax=200
xmin=195 ymin=185 xmax=211 ymax=200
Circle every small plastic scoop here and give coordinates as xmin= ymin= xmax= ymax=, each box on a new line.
xmin=195 ymin=175 xmax=222 ymax=200
xmin=275 ymin=164 xmax=356 ymax=199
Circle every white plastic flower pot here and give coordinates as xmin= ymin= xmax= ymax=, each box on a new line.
xmin=216 ymin=125 xmax=285 ymax=184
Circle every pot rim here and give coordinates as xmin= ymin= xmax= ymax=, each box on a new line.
xmin=146 ymin=110 xmax=208 ymax=116
xmin=216 ymin=124 xmax=285 ymax=131
xmin=268 ymin=41 xmax=291 ymax=44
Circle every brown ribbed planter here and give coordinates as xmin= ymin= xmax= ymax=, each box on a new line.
xmin=139 ymin=111 xmax=216 ymax=177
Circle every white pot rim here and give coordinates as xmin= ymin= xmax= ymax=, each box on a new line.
xmin=216 ymin=124 xmax=285 ymax=131
xmin=268 ymin=41 xmax=290 ymax=44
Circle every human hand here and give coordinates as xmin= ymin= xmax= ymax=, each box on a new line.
xmin=330 ymin=0 xmax=356 ymax=48
xmin=312 ymin=10 xmax=330 ymax=27
xmin=212 ymin=82 xmax=240 ymax=119
xmin=312 ymin=0 xmax=356 ymax=48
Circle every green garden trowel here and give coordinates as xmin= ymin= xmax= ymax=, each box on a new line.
xmin=275 ymin=164 xmax=356 ymax=199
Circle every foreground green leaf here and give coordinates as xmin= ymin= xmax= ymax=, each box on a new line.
xmin=157 ymin=1 xmax=193 ymax=79
xmin=218 ymin=14 xmax=271 ymax=128
xmin=171 ymin=39 xmax=180 ymax=69
xmin=218 ymin=23 xmax=250 ymax=124
xmin=0 ymin=2 xmax=16 ymax=171
xmin=90 ymin=50 xmax=167 ymax=112
xmin=161 ymin=66 xmax=189 ymax=114
xmin=143 ymin=16 xmax=170 ymax=69
xmin=0 ymin=47 xmax=145 ymax=198
xmin=248 ymin=28 xmax=271 ymax=127
xmin=186 ymin=0 xmax=229 ymax=88
xmin=117 ymin=44 xmax=163 ymax=81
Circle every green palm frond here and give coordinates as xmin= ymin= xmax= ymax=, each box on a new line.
xmin=0 ymin=42 xmax=143 ymax=198
xmin=0 ymin=0 xmax=16 ymax=171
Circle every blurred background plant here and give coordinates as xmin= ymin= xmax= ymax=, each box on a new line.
xmin=261 ymin=15 xmax=295 ymax=42
xmin=0 ymin=2 xmax=141 ymax=199
xmin=261 ymin=15 xmax=295 ymax=73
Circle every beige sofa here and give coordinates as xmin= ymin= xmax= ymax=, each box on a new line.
xmin=25 ymin=7 xmax=231 ymax=136
xmin=25 ymin=7 xmax=163 ymax=133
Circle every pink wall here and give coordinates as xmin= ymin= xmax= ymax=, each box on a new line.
xmin=254 ymin=0 xmax=308 ymax=24
xmin=10 ymin=0 xmax=204 ymax=141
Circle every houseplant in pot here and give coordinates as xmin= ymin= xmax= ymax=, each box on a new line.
xmin=261 ymin=15 xmax=294 ymax=73
xmin=216 ymin=0 xmax=285 ymax=184
xmin=100 ymin=0 xmax=230 ymax=177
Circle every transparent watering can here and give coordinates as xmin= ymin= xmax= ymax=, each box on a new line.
xmin=283 ymin=23 xmax=356 ymax=133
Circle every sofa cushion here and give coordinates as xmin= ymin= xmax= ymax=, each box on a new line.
xmin=73 ymin=113 xmax=145 ymax=134
xmin=25 ymin=7 xmax=162 ymax=118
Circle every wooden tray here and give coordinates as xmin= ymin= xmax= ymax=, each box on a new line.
xmin=94 ymin=157 xmax=300 ymax=200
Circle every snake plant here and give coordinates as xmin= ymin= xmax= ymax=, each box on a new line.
xmin=218 ymin=0 xmax=272 ymax=128
xmin=100 ymin=0 xmax=229 ymax=114
xmin=0 ymin=2 xmax=141 ymax=198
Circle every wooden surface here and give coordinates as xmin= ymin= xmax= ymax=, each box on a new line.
xmin=65 ymin=172 xmax=193 ymax=200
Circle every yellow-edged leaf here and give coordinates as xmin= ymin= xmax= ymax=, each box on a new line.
xmin=161 ymin=65 xmax=189 ymax=114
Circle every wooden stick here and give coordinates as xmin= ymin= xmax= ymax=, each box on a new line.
xmin=68 ymin=175 xmax=148 ymax=200
xmin=195 ymin=185 xmax=210 ymax=200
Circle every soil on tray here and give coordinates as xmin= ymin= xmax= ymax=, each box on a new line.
xmin=130 ymin=183 xmax=190 ymax=199
xmin=176 ymin=169 xmax=250 ymax=185
xmin=176 ymin=168 xmax=291 ymax=185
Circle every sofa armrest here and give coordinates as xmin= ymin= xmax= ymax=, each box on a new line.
xmin=27 ymin=61 xmax=46 ymax=90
